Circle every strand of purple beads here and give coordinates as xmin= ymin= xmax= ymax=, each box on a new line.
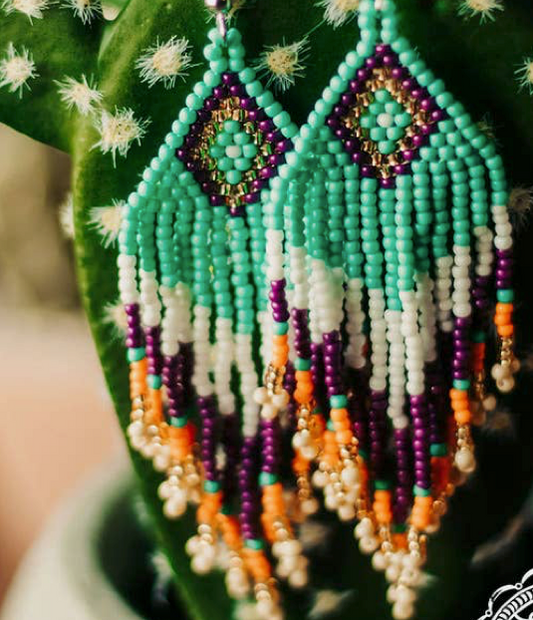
xmin=368 ymin=389 xmax=388 ymax=479
xmin=125 ymin=304 xmax=144 ymax=350
xmin=239 ymin=435 xmax=262 ymax=542
xmin=163 ymin=342 xmax=193 ymax=422
xmin=310 ymin=342 xmax=326 ymax=411
xmin=145 ymin=325 xmax=163 ymax=379
xmin=472 ymin=274 xmax=492 ymax=328
xmin=495 ymin=249 xmax=513 ymax=292
xmin=221 ymin=413 xmax=241 ymax=502
xmin=410 ymin=394 xmax=431 ymax=490
xmin=426 ymin=361 xmax=448 ymax=446
xmin=452 ymin=316 xmax=472 ymax=385
xmin=347 ymin=370 xmax=369 ymax=456
xmin=269 ymin=279 xmax=290 ymax=324
xmin=292 ymin=308 xmax=313 ymax=362
xmin=393 ymin=427 xmax=412 ymax=523
xmin=197 ymin=395 xmax=219 ymax=483
xmin=322 ymin=331 xmax=344 ymax=401
xmin=260 ymin=418 xmax=282 ymax=476
xmin=283 ymin=361 xmax=297 ymax=430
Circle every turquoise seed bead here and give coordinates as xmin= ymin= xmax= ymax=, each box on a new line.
xmin=256 ymin=91 xmax=274 ymax=108
xmin=408 ymin=60 xmax=425 ymax=76
xmin=148 ymin=375 xmax=162 ymax=389
xmin=274 ymin=111 xmax=291 ymax=129
xmin=217 ymin=157 xmax=232 ymax=172
xmin=170 ymin=415 xmax=189 ymax=428
xmin=245 ymin=80 xmax=263 ymax=97
xmin=399 ymin=50 xmax=417 ymax=65
xmin=204 ymin=480 xmax=221 ymax=493
xmin=273 ymin=322 xmax=289 ymax=335
xmin=204 ymin=44 xmax=222 ymax=61
xmin=435 ymin=91 xmax=453 ymax=108
xmin=430 ymin=444 xmax=448 ymax=457
xmin=211 ymin=58 xmax=228 ymax=74
xmin=226 ymin=169 xmax=242 ymax=185
xmin=127 ymin=347 xmax=145 ymax=363
xmin=447 ymin=102 xmax=465 ymax=118
xmin=226 ymin=28 xmax=242 ymax=45
xmin=239 ymin=67 xmax=255 ymax=83
xmin=454 ymin=232 xmax=470 ymax=245
xmin=494 ymin=191 xmax=508 ymax=204
xmin=497 ymin=289 xmax=514 ymax=302
xmin=207 ymin=27 xmax=223 ymax=44
xmin=338 ymin=61 xmax=353 ymax=81
xmin=259 ymin=472 xmax=279 ymax=486
xmin=266 ymin=102 xmax=283 ymax=118
xmin=185 ymin=93 xmax=202 ymax=110
xmin=295 ymin=358 xmax=312 ymax=371
xmin=244 ymin=539 xmax=264 ymax=551
xmin=391 ymin=36 xmax=410 ymax=53
xmin=330 ymin=75 xmax=347 ymax=93
xmin=228 ymin=44 xmax=245 ymax=59
xmin=413 ymin=485 xmax=431 ymax=497
xmin=235 ymin=157 xmax=252 ymax=171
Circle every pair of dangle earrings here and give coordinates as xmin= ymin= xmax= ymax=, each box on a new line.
xmin=121 ymin=0 xmax=518 ymax=619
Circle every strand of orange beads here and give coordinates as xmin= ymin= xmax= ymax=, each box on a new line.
xmin=491 ymin=301 xmax=519 ymax=393
xmin=255 ymin=330 xmax=310 ymax=590
xmin=126 ymin=342 xmax=173 ymax=470
xmin=449 ymin=385 xmax=476 ymax=476
xmin=241 ymin=545 xmax=282 ymax=620
xmin=290 ymin=307 xmax=325 ymax=518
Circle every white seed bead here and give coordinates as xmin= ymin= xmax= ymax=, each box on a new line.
xmin=455 ymin=447 xmax=476 ymax=473
xmin=359 ymin=535 xmax=379 ymax=554
xmin=163 ymin=494 xmax=187 ymax=519
xmin=372 ymin=551 xmax=388 ymax=571
xmin=496 ymin=376 xmax=515 ymax=393
xmin=338 ymin=503 xmax=356 ymax=522
xmin=392 ymin=601 xmax=414 ymax=620
xmin=191 ymin=553 xmax=214 ymax=575
xmin=385 ymin=563 xmax=401 ymax=583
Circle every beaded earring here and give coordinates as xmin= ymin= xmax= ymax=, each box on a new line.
xmin=119 ymin=0 xmax=518 ymax=618
xmin=121 ymin=1 xmax=298 ymax=616
xmin=263 ymin=0 xmax=517 ymax=617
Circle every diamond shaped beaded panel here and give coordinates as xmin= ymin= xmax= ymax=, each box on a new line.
xmin=175 ymin=71 xmax=293 ymax=217
xmin=326 ymin=42 xmax=445 ymax=186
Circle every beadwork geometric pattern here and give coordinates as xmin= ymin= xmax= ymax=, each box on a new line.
xmin=359 ymin=89 xmax=411 ymax=154
xmin=327 ymin=43 xmax=445 ymax=184
xmin=118 ymin=2 xmax=518 ymax=618
xmin=176 ymin=72 xmax=291 ymax=216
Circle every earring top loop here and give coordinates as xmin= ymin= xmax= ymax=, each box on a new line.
xmin=204 ymin=0 xmax=231 ymax=39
